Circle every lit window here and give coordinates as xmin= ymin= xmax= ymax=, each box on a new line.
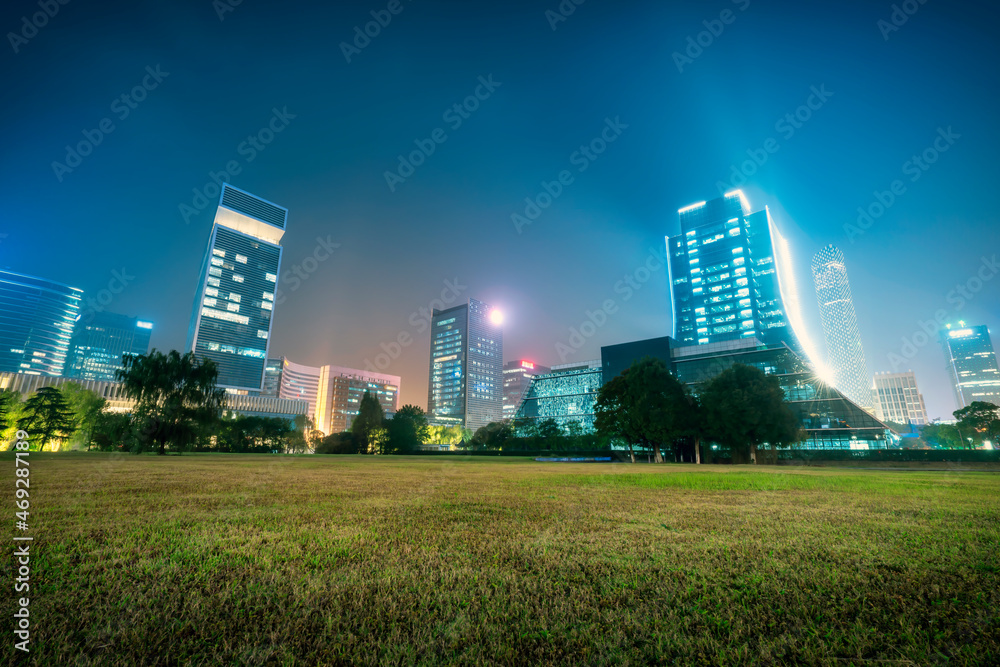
xmin=211 ymin=257 xmax=223 ymax=267
xmin=207 ymin=277 xmax=220 ymax=287
xmin=265 ymin=273 xmax=277 ymax=282
xmin=232 ymin=275 xmax=244 ymax=283
xmin=263 ymin=292 xmax=274 ymax=301
xmin=235 ymin=254 xmax=247 ymax=264
xmin=203 ymin=297 xmax=218 ymax=307
xmin=206 ymin=287 xmax=219 ymax=297
xmin=733 ymin=257 xmax=745 ymax=267
xmin=229 ymin=294 xmax=241 ymax=303
xmin=227 ymin=303 xmax=240 ymax=312
xmin=732 ymin=248 xmax=744 ymax=254
xmin=209 ymin=267 xmax=222 ymax=277
xmin=212 ymin=249 xmax=225 ymax=258
xmin=257 ymin=330 xmax=268 ymax=339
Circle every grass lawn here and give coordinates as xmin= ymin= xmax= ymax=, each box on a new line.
xmin=2 ymin=453 xmax=998 ymax=665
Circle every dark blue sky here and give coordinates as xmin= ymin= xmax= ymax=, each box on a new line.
xmin=1 ymin=0 xmax=997 ymax=418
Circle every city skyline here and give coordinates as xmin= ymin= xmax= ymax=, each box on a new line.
xmin=1 ymin=0 xmax=998 ymax=419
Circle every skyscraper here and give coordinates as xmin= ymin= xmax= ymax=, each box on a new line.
xmin=0 ymin=270 xmax=82 ymax=376
xmin=186 ymin=184 xmax=286 ymax=391
xmin=65 ymin=311 xmax=153 ymax=381
xmin=667 ymin=191 xmax=814 ymax=359
xmin=811 ymin=244 xmax=875 ymax=413
xmin=873 ymin=371 xmax=929 ymax=426
xmin=427 ymin=298 xmax=503 ymax=431
xmin=941 ymin=323 xmax=1000 ymax=409
xmin=503 ymin=359 xmax=550 ymax=420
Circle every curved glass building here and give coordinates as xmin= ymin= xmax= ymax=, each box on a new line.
xmin=811 ymin=244 xmax=875 ymax=413
xmin=0 ymin=270 xmax=83 ymax=376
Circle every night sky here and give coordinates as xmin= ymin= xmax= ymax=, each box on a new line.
xmin=1 ymin=0 xmax=998 ymax=419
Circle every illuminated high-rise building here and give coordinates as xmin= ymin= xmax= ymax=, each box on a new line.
xmin=941 ymin=323 xmax=1000 ymax=409
xmin=503 ymin=359 xmax=550 ymax=420
xmin=186 ymin=184 xmax=286 ymax=391
xmin=811 ymin=245 xmax=875 ymax=413
xmin=667 ymin=191 xmax=815 ymax=360
xmin=65 ymin=312 xmax=153 ymax=382
xmin=0 ymin=270 xmax=82 ymax=376
xmin=427 ymin=298 xmax=503 ymax=431
xmin=873 ymin=371 xmax=929 ymax=426
xmin=278 ymin=358 xmax=321 ymax=420
xmin=260 ymin=357 xmax=284 ymax=397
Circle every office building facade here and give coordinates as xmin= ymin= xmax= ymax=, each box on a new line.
xmin=0 ymin=270 xmax=82 ymax=376
xmin=65 ymin=312 xmax=153 ymax=382
xmin=427 ymin=298 xmax=503 ymax=431
xmin=514 ymin=361 xmax=603 ymax=434
xmin=503 ymin=359 xmax=550 ymax=420
xmin=316 ymin=365 xmax=400 ymax=435
xmin=941 ymin=324 xmax=1000 ymax=408
xmin=667 ymin=191 xmax=811 ymax=359
xmin=811 ymin=245 xmax=875 ymax=413
xmin=260 ymin=357 xmax=284 ymax=397
xmin=186 ymin=184 xmax=286 ymax=391
xmin=873 ymin=371 xmax=929 ymax=426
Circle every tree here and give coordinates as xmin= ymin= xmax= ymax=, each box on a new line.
xmin=0 ymin=390 xmax=23 ymax=448
xmin=16 ymin=386 xmax=76 ymax=451
xmin=594 ymin=358 xmax=693 ymax=463
xmin=90 ymin=411 xmax=134 ymax=451
xmin=953 ymin=401 xmax=1000 ymax=448
xmin=385 ymin=404 xmax=429 ymax=454
xmin=595 ymin=373 xmax=634 ymax=462
xmin=116 ymin=349 xmax=226 ymax=455
xmin=351 ymin=391 xmax=385 ymax=454
xmin=315 ymin=431 xmax=360 ymax=454
xmin=469 ymin=420 xmax=513 ymax=451
xmin=61 ymin=383 xmax=107 ymax=450
xmin=919 ymin=422 xmax=962 ymax=449
xmin=699 ymin=363 xmax=803 ymax=464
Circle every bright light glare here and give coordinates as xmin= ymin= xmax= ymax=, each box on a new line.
xmin=490 ymin=309 xmax=504 ymax=325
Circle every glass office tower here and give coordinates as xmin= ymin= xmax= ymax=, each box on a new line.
xmin=427 ymin=298 xmax=503 ymax=431
xmin=514 ymin=361 xmax=602 ymax=434
xmin=941 ymin=323 xmax=1000 ymax=408
xmin=667 ymin=191 xmax=813 ymax=360
xmin=65 ymin=311 xmax=153 ymax=381
xmin=0 ymin=270 xmax=82 ymax=376
xmin=811 ymin=245 xmax=875 ymax=413
xmin=186 ymin=184 xmax=286 ymax=391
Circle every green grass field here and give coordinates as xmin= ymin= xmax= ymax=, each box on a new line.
xmin=2 ymin=454 xmax=998 ymax=665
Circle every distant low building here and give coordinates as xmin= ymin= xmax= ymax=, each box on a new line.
xmin=316 ymin=365 xmax=399 ymax=435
